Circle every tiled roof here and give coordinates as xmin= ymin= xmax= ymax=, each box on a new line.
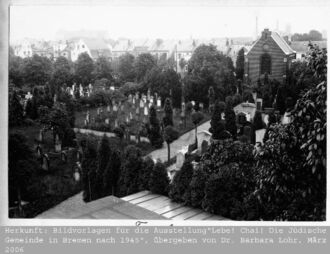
xmin=270 ymin=31 xmax=295 ymax=55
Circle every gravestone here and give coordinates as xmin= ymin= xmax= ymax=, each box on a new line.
xmin=157 ymin=98 xmax=161 ymax=108
xmin=61 ymin=151 xmax=67 ymax=162
xmin=132 ymin=97 xmax=136 ymax=105
xmin=97 ymin=107 xmax=101 ymax=115
xmin=144 ymin=106 xmax=148 ymax=116
xmin=199 ymin=102 xmax=204 ymax=110
xmin=42 ymin=154 xmax=49 ymax=171
xmin=36 ymin=145 xmax=43 ymax=158
xmin=105 ymin=118 xmax=110 ymax=124
xmin=113 ymin=104 xmax=118 ymax=112
xmin=84 ymin=119 xmax=88 ymax=126
xmin=79 ymin=84 xmax=84 ymax=97
xmin=129 ymin=112 xmax=133 ymax=120
xmin=73 ymin=162 xmax=82 ymax=182
xmin=114 ymin=119 xmax=118 ymax=128
xmin=147 ymin=89 xmax=151 ymax=100
xmin=107 ymin=105 xmax=111 ymax=112
xmin=201 ymin=140 xmax=209 ymax=154
xmin=135 ymin=92 xmax=139 ymax=100
xmin=140 ymin=99 xmax=144 ymax=108
xmin=55 ymin=134 xmax=62 ymax=152
xmin=76 ymin=150 xmax=83 ymax=162
xmin=38 ymin=129 xmax=44 ymax=142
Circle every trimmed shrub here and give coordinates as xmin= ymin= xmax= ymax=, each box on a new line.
xmin=148 ymin=161 xmax=169 ymax=195
xmin=138 ymin=157 xmax=155 ymax=191
xmin=168 ymin=160 xmax=194 ymax=204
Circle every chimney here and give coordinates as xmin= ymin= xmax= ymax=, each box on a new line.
xmin=262 ymin=28 xmax=271 ymax=39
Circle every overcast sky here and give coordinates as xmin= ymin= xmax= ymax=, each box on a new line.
xmin=10 ymin=4 xmax=329 ymax=41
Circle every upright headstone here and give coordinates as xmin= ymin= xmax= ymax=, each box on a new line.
xmin=128 ymin=94 xmax=133 ymax=103
xmin=79 ymin=84 xmax=84 ymax=97
xmin=113 ymin=104 xmax=118 ymax=113
xmin=147 ymin=89 xmax=151 ymax=100
xmin=38 ymin=129 xmax=44 ymax=142
xmin=107 ymin=105 xmax=111 ymax=112
xmin=114 ymin=119 xmax=118 ymax=128
xmin=157 ymin=98 xmax=161 ymax=108
xmin=129 ymin=112 xmax=133 ymax=120
xmin=61 ymin=151 xmax=67 ymax=162
xmin=140 ymin=99 xmax=144 ymax=108
xmin=42 ymin=154 xmax=49 ymax=171
xmin=144 ymin=106 xmax=148 ymax=116
xmin=105 ymin=118 xmax=110 ymax=124
xmin=199 ymin=102 xmax=204 ymax=110
xmin=55 ymin=134 xmax=62 ymax=152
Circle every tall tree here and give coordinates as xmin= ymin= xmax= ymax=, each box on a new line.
xmin=117 ymin=53 xmax=136 ymax=82
xmin=96 ymin=136 xmax=111 ymax=198
xmin=9 ymin=91 xmax=24 ymax=127
xmin=134 ymin=53 xmax=156 ymax=81
xmin=81 ymin=140 xmax=98 ymax=202
xmin=191 ymin=111 xmax=204 ymax=143
xmin=103 ymin=149 xmax=121 ymax=196
xmin=52 ymin=56 xmax=73 ymax=96
xmin=235 ymin=48 xmax=245 ymax=81
xmin=75 ymin=53 xmax=94 ymax=86
xmin=163 ymin=98 xmax=173 ymax=127
xmin=148 ymin=161 xmax=169 ymax=195
xmin=163 ymin=126 xmax=179 ymax=162
xmin=147 ymin=105 xmax=163 ymax=148
xmin=9 ymin=133 xmax=39 ymax=216
xmin=22 ymin=54 xmax=53 ymax=87
xmin=225 ymin=104 xmax=237 ymax=139
xmin=94 ymin=56 xmax=114 ymax=82
xmin=209 ymin=101 xmax=226 ymax=139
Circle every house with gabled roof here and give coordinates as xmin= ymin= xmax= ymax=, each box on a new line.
xmin=149 ymin=39 xmax=176 ymax=60
xmin=71 ymin=38 xmax=111 ymax=61
xmin=244 ymin=28 xmax=296 ymax=86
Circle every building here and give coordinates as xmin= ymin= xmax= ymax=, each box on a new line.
xmin=244 ymin=28 xmax=296 ymax=87
xmin=71 ymin=38 xmax=111 ymax=62
xmin=148 ymin=39 xmax=176 ymax=60
xmin=174 ymin=39 xmax=198 ymax=74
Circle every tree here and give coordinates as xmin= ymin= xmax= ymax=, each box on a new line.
xmin=9 ymin=51 xmax=24 ymax=87
xmin=143 ymin=67 xmax=182 ymax=108
xmin=103 ymin=149 xmax=121 ymax=196
xmin=52 ymin=56 xmax=73 ymax=95
xmin=208 ymin=86 xmax=215 ymax=111
xmin=209 ymin=101 xmax=227 ymax=140
xmin=94 ymin=56 xmax=114 ymax=82
xmin=117 ymin=53 xmax=136 ymax=82
xmin=163 ymin=126 xmax=179 ymax=162
xmin=75 ymin=53 xmax=94 ymax=86
xmin=148 ymin=161 xmax=169 ymax=195
xmin=96 ymin=135 xmax=111 ymax=198
xmin=184 ymin=44 xmax=236 ymax=104
xmin=163 ymin=98 xmax=174 ymax=127
xmin=189 ymin=165 xmax=208 ymax=208
xmin=225 ymin=105 xmax=237 ymax=139
xmin=81 ymin=140 xmax=98 ymax=202
xmin=235 ymin=48 xmax=245 ymax=81
xmin=169 ymin=160 xmax=194 ymax=203
xmin=9 ymin=91 xmax=24 ymax=127
xmin=9 ymin=133 xmax=39 ymax=215
xmin=134 ymin=53 xmax=156 ymax=81
xmin=147 ymin=105 xmax=163 ymax=148
xmin=119 ymin=145 xmax=143 ymax=196
xmin=22 ymin=55 xmax=53 ymax=87
xmin=191 ymin=111 xmax=204 ymax=143
xmin=139 ymin=157 xmax=155 ymax=191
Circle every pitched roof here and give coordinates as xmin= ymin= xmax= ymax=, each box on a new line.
xmin=270 ymin=32 xmax=295 ymax=55
xmin=246 ymin=30 xmax=295 ymax=56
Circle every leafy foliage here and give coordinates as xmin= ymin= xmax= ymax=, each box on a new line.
xmin=163 ymin=98 xmax=174 ymax=127
xmin=138 ymin=157 xmax=155 ymax=191
xmin=9 ymin=91 xmax=24 ymax=127
xmin=148 ymin=161 xmax=169 ymax=195
xmin=147 ymin=105 xmax=163 ymax=148
xmin=75 ymin=53 xmax=95 ymax=86
xmin=169 ymin=161 xmax=194 ymax=203
xmin=134 ymin=53 xmax=156 ymax=82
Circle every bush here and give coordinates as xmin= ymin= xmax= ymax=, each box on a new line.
xmin=202 ymin=162 xmax=256 ymax=219
xmin=148 ymin=161 xmax=169 ymax=195
xmin=168 ymin=161 xmax=194 ymax=204
xmin=113 ymin=126 xmax=124 ymax=140
xmin=138 ymin=157 xmax=155 ymax=191
xmin=118 ymin=145 xmax=143 ymax=196
xmin=189 ymin=165 xmax=208 ymax=208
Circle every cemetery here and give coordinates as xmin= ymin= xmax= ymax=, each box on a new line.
xmin=8 ymin=36 xmax=326 ymax=221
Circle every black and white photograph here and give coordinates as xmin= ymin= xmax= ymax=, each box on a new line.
xmin=5 ymin=0 xmax=327 ymax=222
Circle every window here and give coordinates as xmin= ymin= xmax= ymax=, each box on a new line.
xmin=260 ymin=53 xmax=272 ymax=75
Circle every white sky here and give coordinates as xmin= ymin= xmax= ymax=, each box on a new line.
xmin=10 ymin=5 xmax=329 ymax=41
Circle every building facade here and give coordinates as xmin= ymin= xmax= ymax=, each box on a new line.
xmin=244 ymin=28 xmax=296 ymax=86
